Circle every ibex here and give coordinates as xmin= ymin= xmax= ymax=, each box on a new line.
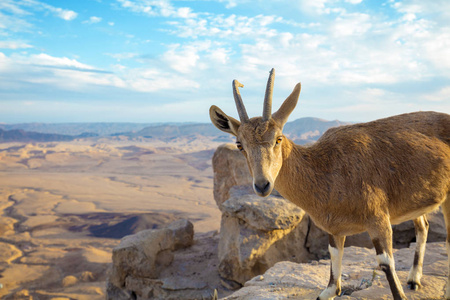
xmin=209 ymin=69 xmax=450 ymax=300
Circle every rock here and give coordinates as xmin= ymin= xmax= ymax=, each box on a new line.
xmin=220 ymin=186 xmax=305 ymax=231
xmin=218 ymin=186 xmax=312 ymax=286
xmin=223 ymin=242 xmax=448 ymax=300
xmin=212 ymin=144 xmax=252 ymax=207
xmin=0 ymin=242 xmax=22 ymax=264
xmin=392 ymin=208 xmax=446 ymax=248
xmin=107 ymin=229 xmax=229 ymax=300
xmin=61 ymin=275 xmax=78 ymax=287
xmin=109 ymin=219 xmax=194 ymax=288
xmin=80 ymin=271 xmax=95 ymax=282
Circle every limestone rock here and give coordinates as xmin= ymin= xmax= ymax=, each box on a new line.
xmin=218 ymin=186 xmax=311 ymax=286
xmin=212 ymin=144 xmax=252 ymax=207
xmin=107 ymin=229 xmax=228 ymax=300
xmin=392 ymin=208 xmax=447 ymax=248
xmin=220 ymin=186 xmax=305 ymax=231
xmin=61 ymin=275 xmax=78 ymax=287
xmin=109 ymin=219 xmax=194 ymax=289
xmin=224 ymin=242 xmax=448 ymax=300
xmin=80 ymin=271 xmax=95 ymax=282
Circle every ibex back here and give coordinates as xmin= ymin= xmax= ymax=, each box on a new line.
xmin=210 ymin=68 xmax=450 ymax=300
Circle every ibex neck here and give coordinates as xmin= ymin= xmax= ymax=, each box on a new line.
xmin=275 ymin=138 xmax=323 ymax=212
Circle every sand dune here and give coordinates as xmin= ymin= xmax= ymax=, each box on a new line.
xmin=0 ymin=138 xmax=223 ymax=299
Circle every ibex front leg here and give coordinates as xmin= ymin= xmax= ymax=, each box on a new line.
xmin=317 ymin=235 xmax=345 ymax=300
xmin=369 ymin=218 xmax=407 ymax=300
xmin=407 ymin=215 xmax=429 ymax=290
xmin=441 ymin=197 xmax=450 ymax=299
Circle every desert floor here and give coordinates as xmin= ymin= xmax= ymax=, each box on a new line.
xmin=0 ymin=137 xmax=225 ymax=299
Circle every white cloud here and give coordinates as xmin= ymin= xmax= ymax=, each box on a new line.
xmin=161 ymin=44 xmax=200 ymax=73
xmin=0 ymin=0 xmax=30 ymax=15
xmin=53 ymin=7 xmax=77 ymax=21
xmin=123 ymin=68 xmax=199 ymax=92
xmin=219 ymin=0 xmax=238 ymax=9
xmin=424 ymin=86 xmax=450 ymax=102
xmin=298 ymin=0 xmax=347 ymax=15
xmin=106 ymin=52 xmax=139 ymax=61
xmin=0 ymin=41 xmax=33 ymax=49
xmin=29 ymin=53 xmax=97 ymax=71
xmin=0 ymin=11 xmax=33 ymax=34
xmin=25 ymin=0 xmax=78 ymax=21
xmin=0 ymin=0 xmax=77 ymax=32
xmin=168 ymin=14 xmax=279 ymax=39
xmin=83 ymin=16 xmax=102 ymax=24
xmin=331 ymin=13 xmax=372 ymax=37
xmin=117 ymin=0 xmax=196 ymax=18
xmin=0 ymin=51 xmax=202 ymax=95
xmin=298 ymin=0 xmax=329 ymax=14
xmin=159 ymin=41 xmax=231 ymax=73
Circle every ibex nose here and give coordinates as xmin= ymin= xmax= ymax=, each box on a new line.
xmin=253 ymin=180 xmax=272 ymax=197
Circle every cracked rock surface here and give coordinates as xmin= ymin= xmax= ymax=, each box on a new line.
xmin=223 ymin=242 xmax=448 ymax=300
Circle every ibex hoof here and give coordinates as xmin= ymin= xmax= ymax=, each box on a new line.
xmin=407 ymin=281 xmax=420 ymax=291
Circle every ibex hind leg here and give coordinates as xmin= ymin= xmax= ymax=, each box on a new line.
xmin=407 ymin=215 xmax=429 ymax=290
xmin=442 ymin=195 xmax=450 ymax=299
xmin=368 ymin=217 xmax=407 ymax=300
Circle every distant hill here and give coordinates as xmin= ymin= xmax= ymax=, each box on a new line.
xmin=0 ymin=122 xmax=158 ymax=136
xmin=129 ymin=118 xmax=350 ymax=144
xmin=283 ymin=117 xmax=351 ymax=144
xmin=126 ymin=123 xmax=232 ymax=142
xmin=0 ymin=118 xmax=351 ymax=144
xmin=0 ymin=128 xmax=83 ymax=143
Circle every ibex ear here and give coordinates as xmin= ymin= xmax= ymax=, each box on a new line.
xmin=272 ymin=83 xmax=301 ymax=127
xmin=209 ymin=105 xmax=241 ymax=136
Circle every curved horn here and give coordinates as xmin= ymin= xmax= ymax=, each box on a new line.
xmin=233 ymin=79 xmax=249 ymax=123
xmin=262 ymin=68 xmax=275 ymax=121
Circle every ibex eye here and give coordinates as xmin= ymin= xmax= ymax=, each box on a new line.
xmin=236 ymin=142 xmax=244 ymax=151
xmin=276 ymin=137 xmax=283 ymax=145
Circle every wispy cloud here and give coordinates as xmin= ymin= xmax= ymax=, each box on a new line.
xmin=167 ymin=14 xmax=280 ymax=39
xmin=0 ymin=0 xmax=77 ymax=36
xmin=117 ymin=0 xmax=196 ymax=18
xmin=22 ymin=0 xmax=78 ymax=21
xmin=83 ymin=16 xmax=102 ymax=24
xmin=0 ymin=40 xmax=33 ymax=49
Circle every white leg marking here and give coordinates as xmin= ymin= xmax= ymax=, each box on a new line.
xmin=318 ymin=245 xmax=342 ymax=300
xmin=377 ymin=252 xmax=404 ymax=293
xmin=376 ymin=252 xmax=391 ymax=266
xmin=407 ymin=231 xmax=426 ymax=287
xmin=318 ymin=286 xmax=337 ymax=300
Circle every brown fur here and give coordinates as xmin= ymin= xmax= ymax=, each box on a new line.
xmin=210 ymin=70 xmax=450 ymax=299
xmin=276 ymin=111 xmax=450 ymax=235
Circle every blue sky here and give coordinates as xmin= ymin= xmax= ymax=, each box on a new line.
xmin=0 ymin=0 xmax=449 ymax=123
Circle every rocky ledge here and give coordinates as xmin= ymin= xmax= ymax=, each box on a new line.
xmin=224 ymin=242 xmax=448 ymax=299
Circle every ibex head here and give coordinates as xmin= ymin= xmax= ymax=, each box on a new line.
xmin=210 ymin=69 xmax=301 ymax=197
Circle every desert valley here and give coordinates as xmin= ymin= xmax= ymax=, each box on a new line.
xmin=0 ymin=136 xmax=228 ymax=298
